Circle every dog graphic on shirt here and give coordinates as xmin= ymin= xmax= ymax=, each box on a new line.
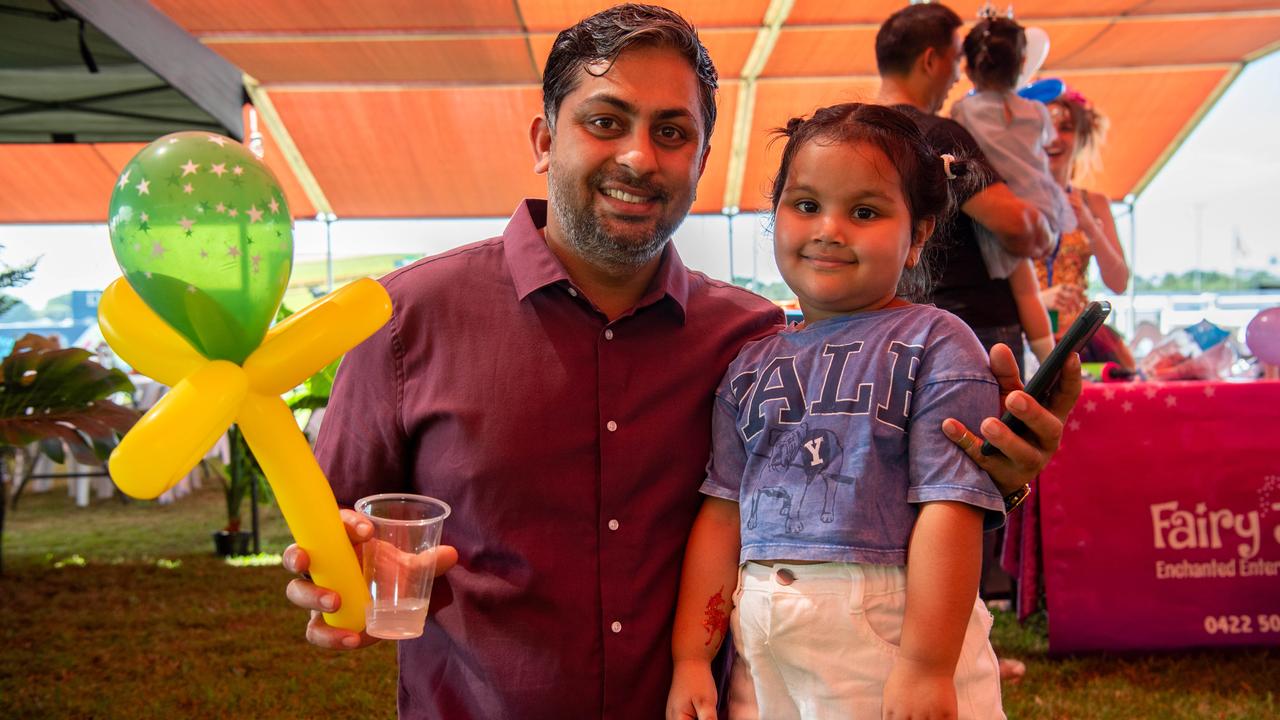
xmin=747 ymin=423 xmax=855 ymax=534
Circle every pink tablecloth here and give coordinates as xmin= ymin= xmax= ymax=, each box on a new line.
xmin=1004 ymin=379 xmax=1280 ymax=653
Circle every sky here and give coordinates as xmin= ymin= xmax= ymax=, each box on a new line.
xmin=2 ymin=52 xmax=1278 ymax=310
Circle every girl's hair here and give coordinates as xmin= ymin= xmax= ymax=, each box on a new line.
xmin=768 ymin=102 xmax=970 ymax=301
xmin=963 ymin=16 xmax=1026 ymax=91
xmin=1050 ymin=93 xmax=1109 ymax=182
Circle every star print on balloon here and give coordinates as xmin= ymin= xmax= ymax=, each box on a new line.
xmin=108 ymin=131 xmax=292 ymax=364
xmin=101 ymin=132 xmax=394 ymax=633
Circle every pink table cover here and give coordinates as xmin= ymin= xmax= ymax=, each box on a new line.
xmin=1029 ymin=380 xmax=1280 ymax=652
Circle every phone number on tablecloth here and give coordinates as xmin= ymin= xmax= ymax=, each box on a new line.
xmin=1203 ymin=615 xmax=1280 ymax=634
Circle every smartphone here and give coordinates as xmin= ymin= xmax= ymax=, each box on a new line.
xmin=980 ymin=300 xmax=1112 ymax=457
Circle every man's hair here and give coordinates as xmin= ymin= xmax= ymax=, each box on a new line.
xmin=875 ymin=3 xmax=963 ymax=77
xmin=542 ymin=3 xmax=718 ymax=146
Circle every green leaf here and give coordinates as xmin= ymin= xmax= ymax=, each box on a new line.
xmin=0 ymin=334 xmax=140 ymax=466
xmin=39 ymin=436 xmax=65 ymax=464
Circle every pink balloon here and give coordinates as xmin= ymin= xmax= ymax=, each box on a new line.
xmin=1246 ymin=307 xmax=1280 ymax=365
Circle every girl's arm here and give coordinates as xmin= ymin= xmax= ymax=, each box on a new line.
xmin=1010 ymin=259 xmax=1054 ymax=361
xmin=883 ymin=500 xmax=985 ymax=719
xmin=1076 ymin=188 xmax=1129 ymax=294
xmin=667 ymin=496 xmax=741 ymax=720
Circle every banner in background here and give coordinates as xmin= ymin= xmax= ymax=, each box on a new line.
xmin=1041 ymin=380 xmax=1280 ymax=653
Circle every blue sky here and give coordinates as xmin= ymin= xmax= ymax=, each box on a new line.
xmin=3 ymin=51 xmax=1278 ymax=308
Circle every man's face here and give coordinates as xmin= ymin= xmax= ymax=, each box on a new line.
xmin=533 ymin=45 xmax=709 ymax=273
xmin=927 ymin=30 xmax=964 ymax=113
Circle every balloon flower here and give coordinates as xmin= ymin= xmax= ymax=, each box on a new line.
xmin=102 ymin=131 xmax=388 ymax=632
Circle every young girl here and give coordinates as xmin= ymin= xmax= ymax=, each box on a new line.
xmin=666 ymin=104 xmax=1006 ymax=719
xmin=950 ymin=14 xmax=1070 ymax=364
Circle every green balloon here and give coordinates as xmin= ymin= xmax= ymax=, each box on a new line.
xmin=108 ymin=132 xmax=293 ymax=364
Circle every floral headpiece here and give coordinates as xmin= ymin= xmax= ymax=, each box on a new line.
xmin=1060 ymin=88 xmax=1093 ymax=110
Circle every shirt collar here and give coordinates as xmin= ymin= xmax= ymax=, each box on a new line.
xmin=505 ymin=199 xmax=570 ymax=301
xmin=503 ymin=199 xmax=690 ymax=322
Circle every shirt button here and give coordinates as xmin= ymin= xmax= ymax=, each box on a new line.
xmin=611 ymin=621 xmax=622 ymax=633
xmin=604 ymin=329 xmax=614 ymax=340
xmin=567 ymin=287 xmax=578 ymax=297
xmin=606 ymin=420 xmax=618 ymax=432
xmin=608 ymin=519 xmax=619 ymax=531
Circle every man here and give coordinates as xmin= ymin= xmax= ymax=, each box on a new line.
xmin=875 ymin=2 xmax=1055 ymax=366
xmin=874 ymin=1 xmax=1058 ymax=637
xmin=284 ymin=5 xmax=1076 ymax=719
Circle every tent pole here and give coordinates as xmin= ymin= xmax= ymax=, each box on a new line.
xmin=324 ymin=214 xmax=335 ymax=292
xmin=1127 ymin=197 xmax=1137 ymax=336
xmin=726 ymin=210 xmax=735 ymax=284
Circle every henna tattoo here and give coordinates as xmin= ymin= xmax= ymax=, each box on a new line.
xmin=702 ymin=585 xmax=729 ymax=646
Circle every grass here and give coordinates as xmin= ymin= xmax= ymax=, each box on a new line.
xmin=281 ymin=254 xmax=418 ymax=310
xmin=1 ymin=482 xmax=397 ymax=719
xmin=3 ymin=482 xmax=1277 ymax=718
xmin=990 ymin=611 xmax=1277 ymax=718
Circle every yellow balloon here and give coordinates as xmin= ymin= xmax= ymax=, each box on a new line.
xmin=109 ymin=361 xmax=247 ymax=499
xmin=99 ymin=277 xmax=206 ymax=386
xmin=237 ymin=392 xmax=369 ymax=632
xmin=244 ymin=278 xmax=392 ymax=396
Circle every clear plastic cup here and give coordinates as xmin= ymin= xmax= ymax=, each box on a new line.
xmin=353 ymin=493 xmax=451 ymax=640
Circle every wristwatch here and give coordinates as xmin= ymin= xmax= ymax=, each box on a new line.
xmin=1003 ymin=483 xmax=1031 ymax=513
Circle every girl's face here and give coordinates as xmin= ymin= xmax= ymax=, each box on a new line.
xmin=773 ymin=140 xmax=930 ymax=324
xmin=1045 ymin=102 xmax=1079 ymax=186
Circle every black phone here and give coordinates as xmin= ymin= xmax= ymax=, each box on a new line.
xmin=980 ymin=300 xmax=1112 ymax=457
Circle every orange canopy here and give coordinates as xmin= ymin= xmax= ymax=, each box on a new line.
xmin=3 ymin=0 xmax=1278 ymax=222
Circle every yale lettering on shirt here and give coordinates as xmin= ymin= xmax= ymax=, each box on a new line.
xmin=733 ymin=341 xmax=925 ymax=440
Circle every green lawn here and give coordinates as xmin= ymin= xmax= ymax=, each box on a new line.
xmin=1 ymin=483 xmax=397 ymax=719
xmin=2 ymin=482 xmax=1276 ymax=718
xmin=282 ymin=254 xmax=418 ymax=310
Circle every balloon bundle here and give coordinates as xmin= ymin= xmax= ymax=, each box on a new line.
xmin=102 ymin=132 xmax=388 ymax=632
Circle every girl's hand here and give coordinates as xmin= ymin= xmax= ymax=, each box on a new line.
xmin=1040 ymin=283 xmax=1085 ymax=315
xmin=666 ymin=659 xmax=719 ymax=720
xmin=883 ymin=657 xmax=957 ymax=719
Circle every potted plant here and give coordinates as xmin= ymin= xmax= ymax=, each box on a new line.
xmin=204 ymin=426 xmax=273 ymax=557
xmin=0 ymin=334 xmax=139 ymax=572
xmin=206 ymin=304 xmax=338 ymax=557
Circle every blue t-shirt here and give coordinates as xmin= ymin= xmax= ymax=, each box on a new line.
xmin=700 ymin=304 xmax=1004 ymax=566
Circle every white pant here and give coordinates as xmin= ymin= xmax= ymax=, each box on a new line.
xmin=727 ymin=561 xmax=1004 ymax=720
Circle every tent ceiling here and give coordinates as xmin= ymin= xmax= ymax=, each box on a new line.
xmin=0 ymin=0 xmax=245 ymax=222
xmin=3 ymin=0 xmax=1278 ymax=223
xmin=0 ymin=0 xmax=230 ymax=144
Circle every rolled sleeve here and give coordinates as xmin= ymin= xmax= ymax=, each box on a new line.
xmin=699 ymin=394 xmax=746 ymax=501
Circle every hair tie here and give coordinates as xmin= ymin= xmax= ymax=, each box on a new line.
xmin=941 ymin=153 xmax=957 ymax=180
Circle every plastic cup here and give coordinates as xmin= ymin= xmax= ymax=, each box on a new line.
xmin=353 ymin=493 xmax=451 ymax=640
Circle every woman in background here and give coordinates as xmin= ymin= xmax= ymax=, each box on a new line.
xmin=1039 ymin=90 xmax=1134 ymax=368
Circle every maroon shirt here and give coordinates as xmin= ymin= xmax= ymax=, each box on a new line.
xmin=315 ymin=200 xmax=782 ymax=719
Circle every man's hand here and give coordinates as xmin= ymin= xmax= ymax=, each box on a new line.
xmin=943 ymin=343 xmax=1082 ymax=497
xmin=883 ymin=656 xmax=957 ymax=719
xmin=666 ymin=658 xmax=719 ymax=720
xmin=282 ymin=508 xmax=459 ymax=650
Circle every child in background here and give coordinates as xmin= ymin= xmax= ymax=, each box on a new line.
xmin=666 ymin=103 xmax=1006 ymax=720
xmin=951 ymin=14 xmax=1071 ymax=364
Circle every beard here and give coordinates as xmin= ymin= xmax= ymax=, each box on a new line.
xmin=547 ymin=165 xmax=692 ymax=274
